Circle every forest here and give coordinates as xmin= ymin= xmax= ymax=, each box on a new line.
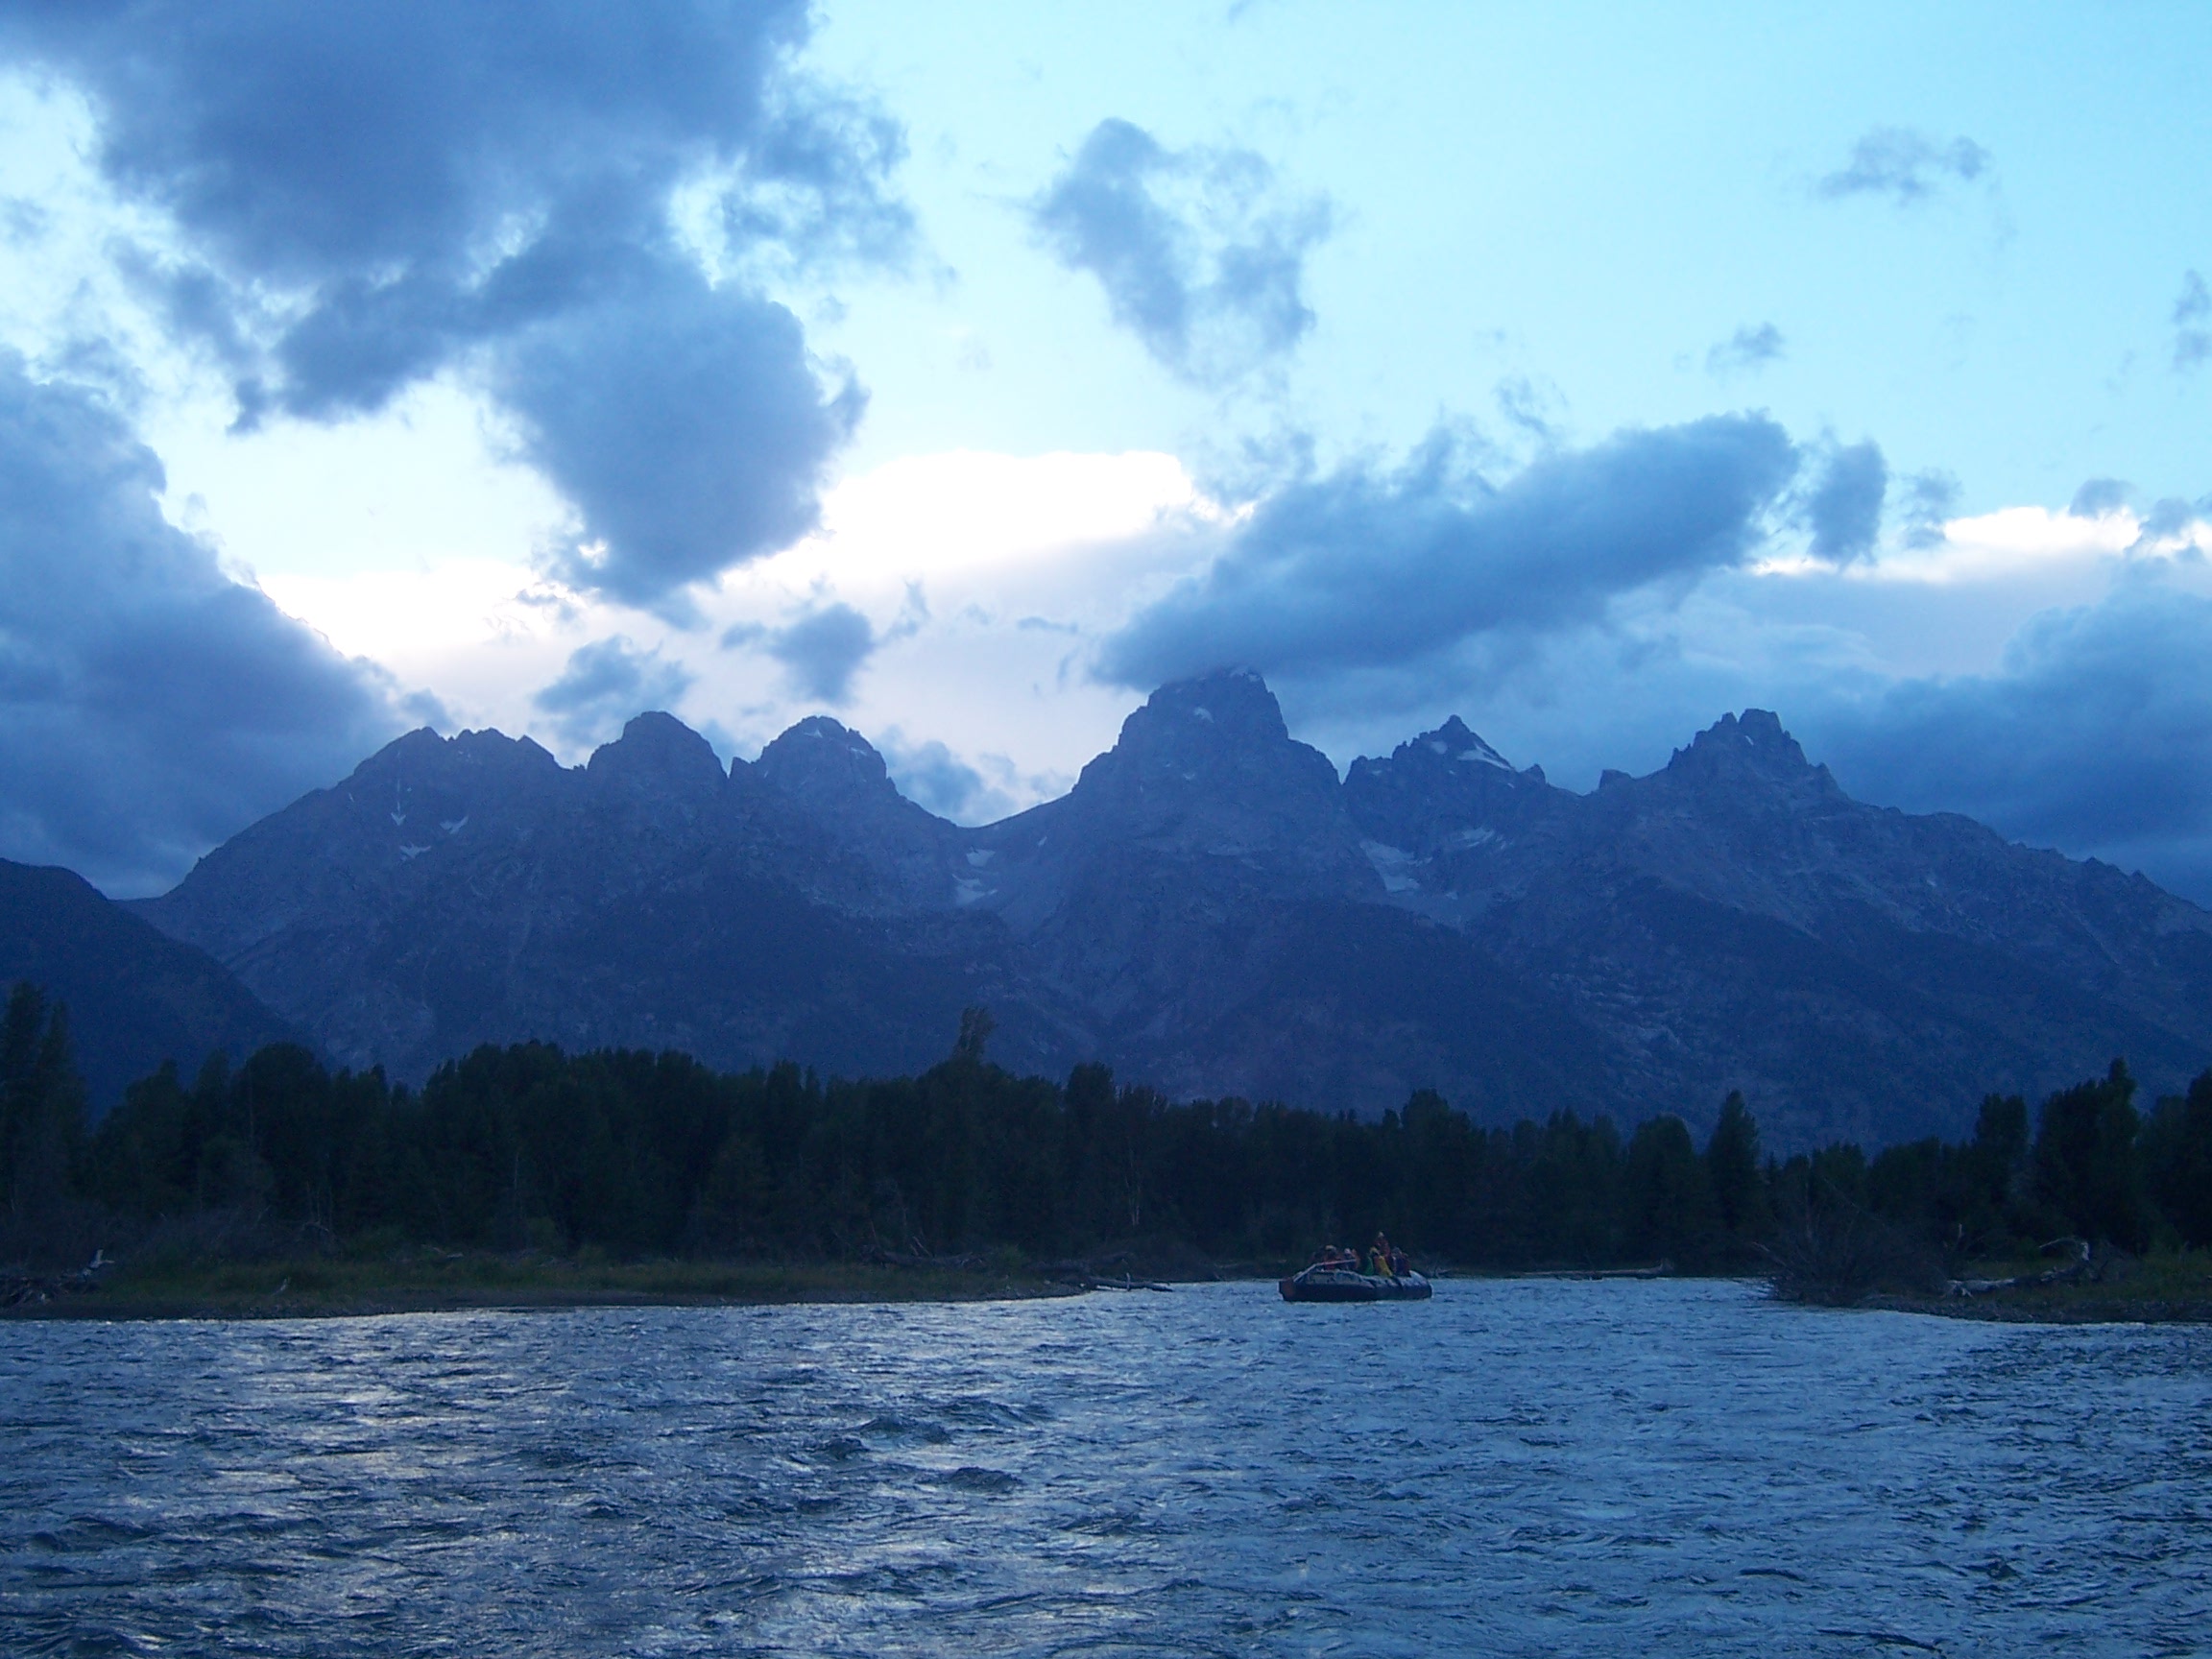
xmin=5 ymin=985 xmax=2212 ymax=1286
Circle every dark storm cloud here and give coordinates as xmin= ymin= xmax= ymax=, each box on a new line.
xmin=0 ymin=0 xmax=905 ymax=606
xmin=763 ymin=602 xmax=877 ymax=705
xmin=532 ymin=636 xmax=695 ymax=752
xmin=489 ymin=252 xmax=864 ymax=611
xmin=2174 ymin=270 xmax=2210 ymax=372
xmin=1099 ymin=414 xmax=1800 ymax=687
xmin=1815 ymin=127 xmax=1991 ymax=205
xmin=0 ymin=357 xmax=401 ymax=895
xmin=1804 ymin=441 xmax=1887 ymax=564
xmin=1810 ymin=583 xmax=2212 ymax=901
xmin=1028 ymin=118 xmax=1332 ymax=387
xmin=1706 ymin=323 xmax=1785 ymax=376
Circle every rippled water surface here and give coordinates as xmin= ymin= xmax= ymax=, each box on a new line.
xmin=4 ymin=1281 xmax=2209 ymax=1656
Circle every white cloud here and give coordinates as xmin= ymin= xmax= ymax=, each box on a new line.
xmin=765 ymin=446 xmax=1216 ymax=583
xmin=1866 ymin=504 xmax=2143 ymax=584
xmin=1750 ymin=502 xmax=2199 ymax=588
xmin=257 ymin=560 xmax=548 ymax=660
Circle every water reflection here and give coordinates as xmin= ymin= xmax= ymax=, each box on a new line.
xmin=3 ymin=1281 xmax=2207 ymax=1655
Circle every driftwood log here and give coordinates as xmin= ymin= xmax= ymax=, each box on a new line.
xmin=0 ymin=1250 xmax=112 ymax=1309
xmin=1946 ymin=1237 xmax=2092 ymax=1297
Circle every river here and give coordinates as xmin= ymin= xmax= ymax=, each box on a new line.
xmin=3 ymin=1279 xmax=2206 ymax=1655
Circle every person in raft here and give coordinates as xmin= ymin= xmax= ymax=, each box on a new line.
xmin=1370 ymin=1234 xmax=1396 ymax=1277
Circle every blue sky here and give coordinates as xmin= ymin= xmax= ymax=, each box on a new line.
xmin=0 ymin=1 xmax=2208 ymax=900
xmin=812 ymin=1 xmax=2206 ymax=496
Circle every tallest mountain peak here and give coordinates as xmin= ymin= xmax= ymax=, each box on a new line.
xmin=1054 ymin=667 xmax=1372 ymax=895
xmin=587 ymin=710 xmax=725 ymax=796
xmin=1136 ymin=667 xmax=1288 ymax=744
xmin=1104 ymin=667 xmax=1301 ymax=779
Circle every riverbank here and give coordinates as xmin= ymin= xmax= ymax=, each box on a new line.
xmin=1867 ymin=1250 xmax=2212 ymax=1324
xmin=15 ymin=1247 xmax=2209 ymax=1322
xmin=1 ymin=1252 xmax=1093 ymax=1320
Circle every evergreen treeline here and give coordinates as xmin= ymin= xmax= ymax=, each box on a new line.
xmin=6 ymin=982 xmax=2212 ymax=1274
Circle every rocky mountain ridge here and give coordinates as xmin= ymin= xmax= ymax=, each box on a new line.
xmin=128 ymin=670 xmax=2212 ymax=1148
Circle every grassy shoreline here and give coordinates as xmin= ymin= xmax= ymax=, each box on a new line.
xmin=1867 ymin=1284 xmax=2212 ymax=1324
xmin=2 ymin=1253 xmax=1098 ymax=1321
xmin=11 ymin=1249 xmax=2209 ymax=1323
xmin=1848 ymin=1249 xmax=2212 ymax=1324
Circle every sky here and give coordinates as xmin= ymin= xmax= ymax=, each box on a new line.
xmin=1 ymin=1 xmax=2209 ymax=902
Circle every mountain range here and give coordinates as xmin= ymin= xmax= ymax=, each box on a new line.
xmin=83 ymin=667 xmax=2209 ymax=1149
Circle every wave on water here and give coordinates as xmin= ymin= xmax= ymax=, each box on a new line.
xmin=4 ymin=1281 xmax=2208 ymax=1656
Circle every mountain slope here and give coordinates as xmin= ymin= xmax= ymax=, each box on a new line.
xmin=0 ymin=858 xmax=297 ymax=1112
xmin=132 ymin=716 xmax=1041 ymax=1081
xmin=1345 ymin=707 xmax=2212 ymax=1142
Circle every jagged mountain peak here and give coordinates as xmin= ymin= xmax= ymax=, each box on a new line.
xmin=1087 ymin=668 xmax=1302 ymax=789
xmin=754 ymin=714 xmax=901 ymax=806
xmin=1662 ymin=709 xmax=1834 ymax=791
xmin=1131 ymin=667 xmax=1289 ymax=743
xmin=449 ymin=727 xmax=562 ymax=773
xmin=1031 ymin=667 xmax=1371 ymax=895
xmin=1382 ymin=715 xmax=1523 ymax=775
xmin=1077 ymin=667 xmax=1340 ymax=807
xmin=350 ymin=725 xmax=448 ymax=779
xmin=356 ymin=725 xmax=560 ymax=772
xmin=1432 ymin=716 xmax=1507 ymax=766
xmin=1341 ymin=713 xmax=1561 ymax=876
xmin=587 ymin=711 xmax=726 ymax=797
xmin=334 ymin=724 xmax=562 ymax=805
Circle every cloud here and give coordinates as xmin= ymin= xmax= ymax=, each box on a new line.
xmin=532 ymin=636 xmax=695 ymax=752
xmin=723 ymin=599 xmax=883 ymax=705
xmin=491 ymin=252 xmax=864 ymax=612
xmin=1804 ymin=441 xmax=1887 ymax=564
xmin=764 ymin=602 xmax=878 ymax=705
xmin=0 ymin=356 xmax=401 ymax=895
xmin=1098 ymin=414 xmax=1800 ymax=687
xmin=2 ymin=1 xmax=906 ymax=607
xmin=1815 ymin=127 xmax=1991 ymax=205
xmin=2129 ymin=496 xmax=2212 ymax=559
xmin=2174 ymin=270 xmax=2210 ymax=372
xmin=1899 ymin=469 xmax=1961 ymax=550
xmin=1706 ymin=323 xmax=1785 ymax=376
xmin=1810 ymin=581 xmax=2212 ymax=900
xmin=875 ymin=730 xmax=1030 ymax=824
xmin=1028 ymin=117 xmax=1332 ymax=387
xmin=2070 ymin=477 xmax=2133 ymax=518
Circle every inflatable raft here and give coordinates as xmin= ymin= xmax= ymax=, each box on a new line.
xmin=1279 ymin=1263 xmax=1432 ymax=1302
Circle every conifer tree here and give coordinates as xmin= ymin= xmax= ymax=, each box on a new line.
xmin=1704 ymin=1092 xmax=1765 ymax=1243
xmin=2032 ymin=1060 xmax=2149 ymax=1250
xmin=0 ymin=982 xmax=88 ymax=1251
